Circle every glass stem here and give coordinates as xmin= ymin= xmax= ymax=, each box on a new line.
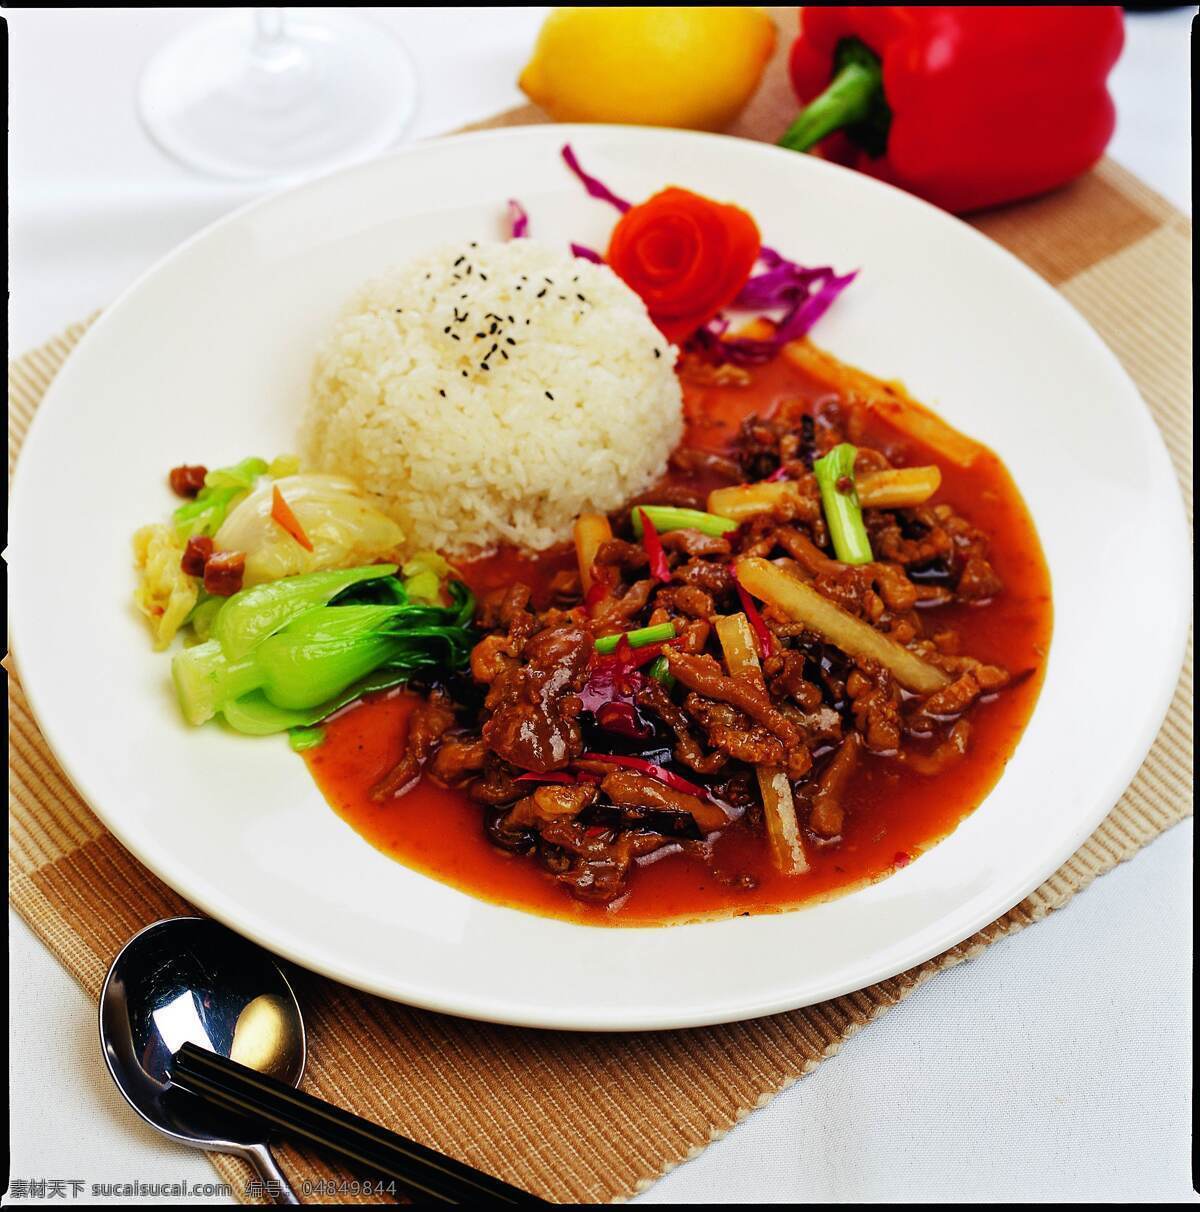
xmin=246 ymin=7 xmax=308 ymax=86
xmin=253 ymin=8 xmax=287 ymax=50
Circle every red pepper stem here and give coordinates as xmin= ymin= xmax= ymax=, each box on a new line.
xmin=778 ymin=50 xmax=883 ymax=154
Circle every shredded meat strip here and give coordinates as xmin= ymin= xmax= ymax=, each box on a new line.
xmin=599 ymin=770 xmax=729 ymax=834
xmin=635 ymin=678 xmax=727 ymax=775
xmin=481 ymin=625 xmax=591 ymax=772
xmin=371 ymin=690 xmax=457 ymax=800
xmin=664 ymin=651 xmax=800 ymax=745
xmin=661 ymin=529 xmax=732 ymax=560
xmin=898 ymin=720 xmax=971 ymax=775
xmin=846 ymin=663 xmax=902 ymax=754
xmin=539 ymin=822 xmax=671 ymax=903
xmin=426 ymin=737 xmax=487 ymax=786
xmin=669 ymin=447 xmax=744 ymax=482
xmin=684 ymin=693 xmax=787 ymax=767
xmin=809 ymin=732 xmax=861 ymax=838
xmin=504 ymin=783 xmax=598 ymax=829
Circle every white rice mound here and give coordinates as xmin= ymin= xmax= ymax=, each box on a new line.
xmin=304 ymin=239 xmax=683 ymax=555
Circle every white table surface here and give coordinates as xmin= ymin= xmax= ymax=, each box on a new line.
xmin=6 ymin=7 xmax=1194 ymax=1204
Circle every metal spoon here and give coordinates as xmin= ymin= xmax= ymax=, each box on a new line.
xmin=99 ymin=916 xmax=305 ymax=1204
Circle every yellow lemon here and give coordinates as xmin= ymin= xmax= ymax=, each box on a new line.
xmin=519 ymin=7 xmax=777 ymax=132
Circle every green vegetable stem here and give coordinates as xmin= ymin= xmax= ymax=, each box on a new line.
xmin=594 ymin=622 xmax=676 ymax=654
xmin=814 ymin=442 xmax=873 ymax=564
xmin=630 ymin=506 xmax=739 ymax=539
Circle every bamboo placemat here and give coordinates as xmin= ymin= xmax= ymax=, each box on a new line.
xmin=8 ymin=12 xmax=1193 ymax=1204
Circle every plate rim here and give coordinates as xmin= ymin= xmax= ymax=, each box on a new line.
xmin=8 ymin=123 xmax=1191 ymax=1030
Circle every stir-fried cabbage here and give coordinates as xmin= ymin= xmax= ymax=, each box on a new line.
xmin=132 ymin=524 xmax=199 ymax=650
xmin=214 ymin=473 xmax=405 ymax=586
xmin=172 ymin=457 xmax=268 ymax=539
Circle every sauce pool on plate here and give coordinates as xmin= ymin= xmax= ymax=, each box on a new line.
xmin=305 ymin=347 xmax=1052 ymax=926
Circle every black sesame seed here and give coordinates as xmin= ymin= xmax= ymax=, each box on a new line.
xmin=536 ymin=288 xmax=547 ymax=298
xmin=577 ymin=293 xmax=586 ymax=302
xmin=654 ymin=349 xmax=661 ymax=358
xmin=451 ymin=334 xmax=460 ymax=341
xmin=438 ymin=388 xmax=446 ymax=397
xmin=500 ymin=349 xmax=508 ymax=360
xmin=443 ymin=326 xmax=451 ymax=334
xmin=505 ymin=338 xmax=516 ymax=346
xmin=480 ymin=363 xmax=490 ymax=371
xmin=545 ymin=391 xmax=554 ymax=400
xmin=475 ymin=332 xmax=486 ymax=339
xmin=479 ymin=273 xmax=487 ymax=281
xmin=453 ymin=255 xmax=465 ymax=266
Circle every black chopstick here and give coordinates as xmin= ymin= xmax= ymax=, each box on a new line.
xmin=169 ymin=1043 xmax=549 ymax=1206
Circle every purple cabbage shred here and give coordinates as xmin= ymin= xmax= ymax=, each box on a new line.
xmin=507 ymin=199 xmax=530 ymax=239
xmin=569 ymin=242 xmax=603 ymax=263
xmin=690 ymin=247 xmax=857 ymax=365
xmin=561 ymin=144 xmax=631 ymax=213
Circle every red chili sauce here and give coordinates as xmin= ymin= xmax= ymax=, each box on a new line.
xmin=305 ymin=348 xmax=1052 ymax=925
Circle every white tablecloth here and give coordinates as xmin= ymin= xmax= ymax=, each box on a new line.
xmin=7 ymin=7 xmax=1194 ymax=1204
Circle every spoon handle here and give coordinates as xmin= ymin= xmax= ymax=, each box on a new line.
xmin=241 ymin=1142 xmax=301 ymax=1205
xmin=170 ymin=1043 xmax=548 ymax=1206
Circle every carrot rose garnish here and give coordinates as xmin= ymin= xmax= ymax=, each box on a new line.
xmin=605 ymin=187 xmax=761 ymax=345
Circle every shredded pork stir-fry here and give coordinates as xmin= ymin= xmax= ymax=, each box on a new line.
xmin=374 ymin=397 xmax=1016 ymax=906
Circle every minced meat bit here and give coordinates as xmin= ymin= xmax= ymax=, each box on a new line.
xmin=169 ymin=464 xmax=208 ymax=498
xmin=203 ymin=551 xmax=246 ymax=596
xmin=180 ymin=535 xmax=214 ymax=578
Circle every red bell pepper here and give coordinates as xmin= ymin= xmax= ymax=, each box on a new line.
xmin=637 ymin=508 xmax=672 ymax=584
xmin=732 ymin=577 xmax=776 ymax=660
xmin=780 ymin=7 xmax=1124 ymax=214
xmin=576 ymin=753 xmax=717 ymax=803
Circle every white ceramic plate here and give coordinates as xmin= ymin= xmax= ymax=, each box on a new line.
xmin=9 ymin=127 xmax=1189 ymax=1030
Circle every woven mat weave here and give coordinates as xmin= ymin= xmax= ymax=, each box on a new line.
xmin=8 ymin=12 xmax=1193 ymax=1204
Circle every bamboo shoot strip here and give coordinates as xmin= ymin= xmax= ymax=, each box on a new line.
xmin=865 ymin=397 xmax=983 ymax=468
xmin=857 ymin=465 xmax=942 ymax=509
xmin=781 ymin=338 xmax=984 ymax=468
xmin=714 ymin=613 xmax=808 ymax=875
xmin=708 ymin=466 xmax=941 ymax=524
xmin=573 ymin=512 xmax=612 ymax=593
xmin=734 ymin=557 xmax=950 ymax=694
xmin=708 ymin=480 xmax=802 ymax=522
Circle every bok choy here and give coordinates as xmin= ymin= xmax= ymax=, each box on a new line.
xmin=172 ymin=564 xmax=475 ymax=735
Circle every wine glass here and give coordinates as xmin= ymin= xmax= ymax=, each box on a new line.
xmin=137 ymin=8 xmax=418 ymax=181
